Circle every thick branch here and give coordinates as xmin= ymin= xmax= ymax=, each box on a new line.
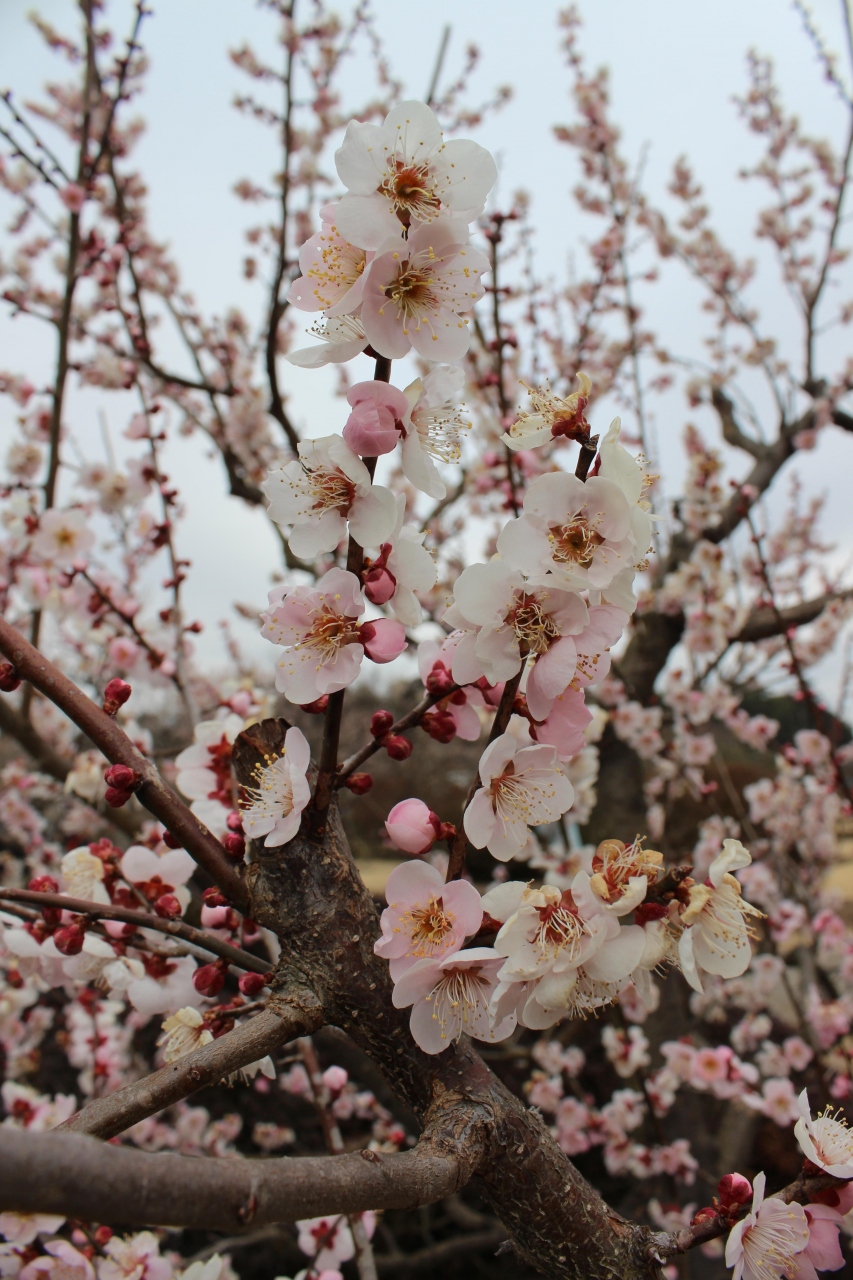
xmin=0 ymin=887 xmax=268 ymax=974
xmin=0 ymin=1130 xmax=462 ymax=1228
xmin=710 ymin=386 xmax=767 ymax=459
xmin=59 ymin=999 xmax=321 ymax=1139
xmin=735 ymin=588 xmax=853 ymax=643
xmin=0 ymin=618 xmax=247 ymax=909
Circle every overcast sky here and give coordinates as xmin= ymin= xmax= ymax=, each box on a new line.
xmin=2 ymin=0 xmax=852 ymax=702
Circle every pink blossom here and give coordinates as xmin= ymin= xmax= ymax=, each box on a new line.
xmin=20 ymin=1242 xmax=95 ymax=1280
xmin=795 ymin=1087 xmax=853 ymax=1177
xmin=0 ymin=1215 xmax=64 ymax=1246
xmin=375 ymin=861 xmax=482 ymax=981
xmin=725 ymin=1172 xmax=809 ymax=1280
xmin=174 ymin=714 xmax=244 ymax=838
xmin=261 ymin=569 xmax=369 ymax=704
xmin=400 ymin=364 xmax=469 ymax=499
xmin=533 ymin=685 xmax=593 ymax=759
xmin=296 ymin=1212 xmax=375 ymax=1270
xmin=342 ymin=381 xmax=409 ymax=456
xmin=287 ymin=204 xmax=371 ymax=315
xmin=358 ymin=617 xmax=407 ymax=664
xmin=97 ymin=1232 xmax=172 ymax=1280
xmin=391 ymin=947 xmax=514 ymax=1054
xmin=801 ymin=1203 xmax=845 ymax=1275
xmin=384 ymin=799 xmax=441 ymax=854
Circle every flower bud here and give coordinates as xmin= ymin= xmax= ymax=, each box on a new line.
xmin=716 ymin=1172 xmax=752 ymax=1214
xmin=226 ymin=812 xmax=244 ymax=833
xmin=370 ymin=710 xmax=394 ymax=737
xmin=93 ymin=1228 xmax=113 ymax=1247
xmin=690 ymin=1206 xmax=719 ymax=1227
xmin=28 ymin=875 xmax=59 ymax=894
xmin=238 ymin=971 xmax=268 ymax=997
xmin=633 ymin=902 xmax=668 ymax=927
xmin=322 ymin=1064 xmax=348 ymax=1094
xmin=422 ymin=709 xmax=456 ymax=744
xmin=202 ymin=887 xmax=228 ymax=908
xmin=105 ymin=786 xmax=133 ymax=808
xmin=154 ymin=893 xmax=182 ymax=919
xmin=343 ymin=381 xmax=409 ymax=456
xmin=345 ymin=772 xmax=373 ymax=795
xmin=0 ymin=663 xmax=21 ymax=693
xmin=53 ymin=924 xmax=86 ymax=955
xmin=384 ymin=734 xmax=413 ymax=761
xmin=425 ymin=663 xmax=455 ymax=696
xmin=363 ymin=564 xmax=397 ymax=605
xmin=162 ymin=830 xmax=183 ymax=849
xmin=223 ymin=833 xmax=245 ymax=860
xmin=303 ymin=695 xmax=329 ymax=714
xmin=385 ymin=798 xmax=441 ymax=854
xmin=193 ymin=960 xmax=228 ymax=997
xmin=102 ymin=678 xmax=132 ymax=716
xmin=360 ymin=618 xmax=407 ymax=664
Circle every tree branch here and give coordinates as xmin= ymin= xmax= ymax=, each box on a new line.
xmin=58 ymin=999 xmax=322 ymax=1139
xmin=0 ymin=1129 xmax=463 ymax=1228
xmin=0 ymin=887 xmax=268 ymax=974
xmin=710 ymin=386 xmax=767 ymax=459
xmin=735 ymin=587 xmax=853 ymax=644
xmin=335 ymin=688 xmax=460 ymax=785
xmin=0 ymin=617 xmax=247 ymax=909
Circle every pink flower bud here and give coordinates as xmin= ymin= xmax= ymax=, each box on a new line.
xmin=370 ymin=710 xmax=394 ymax=737
xmin=28 ymin=875 xmax=59 ymax=894
xmin=385 ymin=798 xmax=441 ymax=853
xmin=203 ymin=887 xmax=228 ymax=908
xmin=238 ymin=971 xmax=269 ymax=997
xmin=425 ymin=662 xmax=455 ymax=696
xmin=154 ymin=894 xmax=182 ymax=919
xmin=363 ymin=564 xmax=397 ymax=605
xmin=384 ymin=734 xmax=413 ymax=761
xmin=104 ymin=764 xmax=138 ymax=791
xmin=303 ymin=695 xmax=329 ymax=714
xmin=193 ymin=960 xmax=228 ymax=997
xmin=717 ymin=1172 xmax=752 ymax=1214
xmin=422 ymin=709 xmax=457 ymax=743
xmin=360 ymin=618 xmax=407 ymax=664
xmin=102 ymin=677 xmax=132 ymax=715
xmin=223 ymin=833 xmax=246 ymax=859
xmin=60 ymin=183 xmax=86 ymax=213
xmin=226 ymin=812 xmax=244 ymax=833
xmin=53 ymin=924 xmax=86 ymax=955
xmin=322 ymin=1065 xmax=348 ymax=1094
xmin=0 ymin=663 xmax=21 ymax=693
xmin=162 ymin=830 xmax=183 ymax=849
xmin=345 ymin=772 xmax=373 ymax=794
xmin=105 ymin=786 xmax=133 ymax=808
xmin=342 ymin=381 xmax=409 ymax=456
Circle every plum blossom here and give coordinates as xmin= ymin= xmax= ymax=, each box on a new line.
xmin=59 ymin=846 xmax=110 ymax=904
xmin=30 ymin=508 xmax=94 ymax=565
xmin=724 ymin=1172 xmax=809 ymax=1280
xmin=119 ymin=844 xmax=196 ymax=913
xmin=502 ymin=373 xmax=591 ymax=451
xmin=333 ymin=99 xmax=496 ymax=249
xmin=800 ymin=1204 xmax=846 ymax=1276
xmin=261 ymin=568 xmax=405 ymax=705
xmin=445 ymin=561 xmax=589 ymax=715
xmin=20 ymin=1241 xmax=95 ymax=1280
xmin=677 ymin=840 xmax=762 ymax=993
xmin=375 ymin=859 xmax=483 ymax=978
xmin=497 ymin=472 xmax=633 ymax=592
xmin=794 ymin=1088 xmax=853 ymax=1177
xmin=400 ymin=364 xmax=470 ymax=499
xmin=263 ymin=436 xmax=397 ymax=559
xmin=296 ymin=1213 xmax=375 ymax=1271
xmin=362 ymin=496 xmax=437 ymax=627
xmin=96 ymin=1232 xmax=172 ymax=1280
xmin=175 ymin=715 xmax=244 ymax=838
xmin=384 ymin=800 xmax=442 ymax=855
xmin=362 ymin=219 xmax=489 ymax=360
xmin=287 ymin=204 xmax=371 ymax=315
xmin=342 ymin=380 xmax=410 ymax=456
xmin=285 ymin=314 xmax=369 ymax=368
xmin=126 ymin=955 xmax=202 ymax=1019
xmin=464 ymin=717 xmax=574 ymax=861
xmin=0 ymin=1215 xmax=64 ymax=1246
xmin=157 ymin=1007 xmax=213 ymax=1063
xmin=391 ymin=947 xmax=514 ymax=1054
xmin=239 ymin=726 xmax=311 ymax=847
xmin=596 ymin=416 xmax=653 ymax=606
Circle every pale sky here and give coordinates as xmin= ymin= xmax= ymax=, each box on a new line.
xmin=1 ymin=0 xmax=852 ymax=701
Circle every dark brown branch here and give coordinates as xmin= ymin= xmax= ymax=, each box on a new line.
xmin=0 ymin=887 xmax=267 ymax=974
xmin=0 ymin=617 xmax=247 ymax=909
xmin=0 ymin=1129 xmax=463 ymax=1228
xmin=711 ymin=386 xmax=767 ymax=459
xmin=735 ymin=587 xmax=853 ymax=644
xmin=59 ymin=999 xmax=321 ymax=1139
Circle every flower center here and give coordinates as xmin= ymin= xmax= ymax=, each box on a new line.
xmin=536 ymin=893 xmax=586 ymax=959
xmin=548 ymin=518 xmax=604 ymax=568
xmin=298 ymin=607 xmax=361 ymax=662
xmin=413 ymin=405 xmax=470 ymax=462
xmin=814 ymin=1112 xmax=853 ymax=1162
xmin=426 ymin=965 xmax=489 ymax=1039
xmin=406 ymin=896 xmax=454 ymax=954
xmin=506 ymin=592 xmax=560 ymax=655
xmin=379 ymin=160 xmax=441 ymax=226
xmin=306 ymin=466 xmax=356 ymax=514
xmin=384 ymin=265 xmax=438 ymax=324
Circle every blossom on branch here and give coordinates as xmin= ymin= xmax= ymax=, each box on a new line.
xmin=175 ymin=715 xmax=245 ymax=838
xmin=724 ymin=1172 xmax=809 ymax=1280
xmin=391 ymin=947 xmax=515 ymax=1054
xmin=287 ymin=203 xmax=371 ymax=315
xmin=400 ymin=364 xmax=470 ymax=499
xmin=375 ymin=859 xmax=482 ymax=978
xmin=239 ymin=725 xmax=311 ymax=847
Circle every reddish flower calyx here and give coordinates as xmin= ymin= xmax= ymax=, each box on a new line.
xmin=345 ymin=772 xmax=373 ymax=794
xmin=193 ymin=959 xmax=229 ymax=997
xmin=716 ymin=1172 xmax=752 ymax=1215
xmin=370 ymin=709 xmax=394 ymax=737
xmin=238 ymin=971 xmax=270 ymax=997
xmin=53 ymin=924 xmax=86 ymax=955
xmin=28 ymin=875 xmax=59 ymax=894
xmin=633 ymin=901 xmax=669 ymax=926
xmin=303 ymin=695 xmax=329 ymax=714
xmin=104 ymin=763 xmax=141 ymax=808
xmin=0 ymin=663 xmax=22 ymax=693
xmin=102 ymin=678 xmax=132 ymax=716
xmin=425 ymin=662 xmax=455 ymax=696
xmin=154 ymin=894 xmax=182 ymax=919
xmin=202 ymin=887 xmax=228 ymax=908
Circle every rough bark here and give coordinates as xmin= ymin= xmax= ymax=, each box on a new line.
xmin=233 ymin=718 xmax=663 ymax=1280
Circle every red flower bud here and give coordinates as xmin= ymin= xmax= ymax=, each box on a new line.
xmin=104 ymin=764 xmax=139 ymax=790
xmin=422 ymin=709 xmax=457 ymax=743
xmin=102 ymin=678 xmax=132 ymax=715
xmin=162 ymin=831 xmax=182 ymax=849
xmin=226 ymin=811 xmax=244 ymax=833
xmin=28 ymin=875 xmax=59 ymax=894
xmin=425 ymin=663 xmax=454 ymax=696
xmin=154 ymin=894 xmax=182 ymax=919
xmin=363 ymin=565 xmax=397 ymax=605
xmin=716 ymin=1172 xmax=752 ymax=1214
xmin=238 ymin=971 xmax=269 ymax=997
xmin=105 ymin=786 xmax=133 ymax=808
xmin=345 ymin=772 xmax=373 ymax=795
xmin=93 ymin=1228 xmax=113 ymax=1247
xmin=303 ymin=695 xmax=329 ymax=714
xmin=202 ymin=887 xmax=227 ymax=908
xmin=384 ymin=734 xmax=413 ymax=760
xmin=53 ymin=924 xmax=86 ymax=955
xmin=633 ymin=902 xmax=669 ymax=927
xmin=690 ymin=1206 xmax=719 ymax=1227
xmin=0 ymin=663 xmax=21 ymax=693
xmin=193 ymin=960 xmax=228 ymax=997
xmin=223 ymin=833 xmax=245 ymax=859
xmin=370 ymin=710 xmax=394 ymax=737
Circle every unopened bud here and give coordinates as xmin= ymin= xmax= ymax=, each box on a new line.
xmin=226 ymin=811 xmax=244 ymax=833
xmin=690 ymin=1206 xmax=719 ymax=1227
xmin=154 ymin=893 xmax=182 ymax=919
xmin=384 ymin=734 xmax=413 ymax=760
xmin=363 ymin=565 xmax=397 ymax=605
xmin=53 ymin=924 xmax=86 ymax=956
xmin=0 ymin=663 xmax=21 ymax=693
xmin=238 ymin=971 xmax=269 ymax=997
xmin=716 ymin=1172 xmax=752 ymax=1214
xmin=303 ymin=695 xmax=329 ymax=714
xmin=425 ymin=664 xmax=454 ymax=696
xmin=93 ymin=1228 xmax=113 ymax=1247
xmin=162 ymin=831 xmax=182 ymax=849
xmin=193 ymin=960 xmax=228 ymax=997
xmin=102 ymin=678 xmax=132 ymax=715
xmin=202 ymin=887 xmax=227 ymax=908
xmin=28 ymin=875 xmax=59 ymax=894
xmin=104 ymin=764 xmax=138 ymax=790
xmin=345 ymin=772 xmax=373 ymax=795
xmin=633 ymin=902 xmax=668 ymax=926
xmin=223 ymin=833 xmax=245 ymax=859
xmin=370 ymin=710 xmax=394 ymax=737
xmin=105 ymin=786 xmax=133 ymax=808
